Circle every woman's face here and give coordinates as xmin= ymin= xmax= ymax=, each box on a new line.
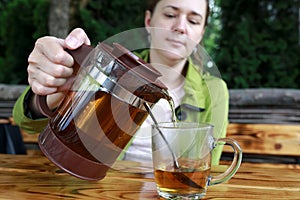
xmin=145 ymin=0 xmax=207 ymax=61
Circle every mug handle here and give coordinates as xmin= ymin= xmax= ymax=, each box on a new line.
xmin=34 ymin=45 xmax=95 ymax=118
xmin=209 ymin=138 xmax=243 ymax=185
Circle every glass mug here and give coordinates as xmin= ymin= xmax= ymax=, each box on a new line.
xmin=36 ymin=43 xmax=170 ymax=181
xmin=151 ymin=122 xmax=242 ymax=199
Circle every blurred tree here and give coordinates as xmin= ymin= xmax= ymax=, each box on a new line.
xmin=78 ymin=0 xmax=145 ymax=45
xmin=48 ymin=0 xmax=70 ymax=38
xmin=203 ymin=0 xmax=222 ymax=56
xmin=0 ymin=0 xmax=299 ymax=89
xmin=69 ymin=0 xmax=89 ymax=30
xmin=0 ymin=0 xmax=49 ymax=84
xmin=216 ymin=0 xmax=300 ymax=88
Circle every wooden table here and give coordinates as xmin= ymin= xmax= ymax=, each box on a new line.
xmin=0 ymin=154 xmax=299 ymax=199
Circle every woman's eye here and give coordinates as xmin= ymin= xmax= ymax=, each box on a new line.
xmin=189 ymin=18 xmax=201 ymax=25
xmin=164 ymin=13 xmax=176 ymax=18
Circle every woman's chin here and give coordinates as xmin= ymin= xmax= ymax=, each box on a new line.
xmin=152 ymin=45 xmax=186 ymax=59
xmin=161 ymin=49 xmax=187 ymax=61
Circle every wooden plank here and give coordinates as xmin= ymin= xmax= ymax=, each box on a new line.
xmin=0 ymin=155 xmax=300 ymax=199
xmin=220 ymin=160 xmax=300 ymax=169
xmin=0 ymin=102 xmax=14 ymax=106
xmin=229 ymin=88 xmax=300 ymax=106
xmin=0 ymin=84 xmax=27 ymax=100
xmin=0 ymin=118 xmax=10 ymax=124
xmin=229 ymin=107 xmax=300 ymax=124
xmin=0 ymin=111 xmax=14 ymax=118
xmin=229 ymin=119 xmax=300 ymax=124
xmin=229 ymin=107 xmax=300 ymax=114
xmin=229 ymin=114 xmax=300 ymax=121
xmin=225 ymin=123 xmax=300 ymax=156
xmin=228 ymin=89 xmax=300 ymax=124
xmin=20 ymin=129 xmax=39 ymax=144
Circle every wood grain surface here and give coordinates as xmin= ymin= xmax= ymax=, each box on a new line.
xmin=0 ymin=154 xmax=299 ymax=199
xmin=225 ymin=123 xmax=300 ymax=156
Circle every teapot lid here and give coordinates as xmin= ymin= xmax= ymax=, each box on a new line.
xmin=100 ymin=42 xmax=167 ymax=90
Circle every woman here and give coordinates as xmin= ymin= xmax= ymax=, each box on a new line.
xmin=13 ymin=0 xmax=229 ymax=165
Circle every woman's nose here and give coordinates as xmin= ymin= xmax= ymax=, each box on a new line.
xmin=172 ymin=16 xmax=187 ymax=34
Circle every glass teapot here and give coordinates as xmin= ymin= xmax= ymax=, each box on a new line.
xmin=36 ymin=43 xmax=169 ymax=181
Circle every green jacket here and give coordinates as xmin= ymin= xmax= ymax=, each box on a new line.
xmin=13 ymin=50 xmax=229 ymax=165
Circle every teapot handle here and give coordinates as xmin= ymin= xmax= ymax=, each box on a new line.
xmin=35 ymin=45 xmax=95 ymax=118
xmin=35 ymin=95 xmax=54 ymax=118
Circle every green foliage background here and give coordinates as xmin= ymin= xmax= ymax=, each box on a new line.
xmin=78 ymin=0 xmax=145 ymax=42
xmin=216 ymin=0 xmax=300 ymax=88
xmin=0 ymin=0 xmax=49 ymax=84
xmin=0 ymin=0 xmax=299 ymax=89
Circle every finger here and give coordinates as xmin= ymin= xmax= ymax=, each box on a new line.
xmin=64 ymin=28 xmax=91 ymax=50
xmin=33 ymin=37 xmax=74 ymax=68
xmin=28 ymin=65 xmax=69 ymax=91
xmin=29 ymin=79 xmax=58 ymax=95
xmin=57 ymin=76 xmax=77 ymax=92
xmin=28 ymin=48 xmax=74 ymax=78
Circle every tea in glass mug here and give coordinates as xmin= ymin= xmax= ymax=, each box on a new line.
xmin=151 ymin=122 xmax=242 ymax=199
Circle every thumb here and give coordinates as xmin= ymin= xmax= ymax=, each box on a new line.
xmin=64 ymin=28 xmax=91 ymax=50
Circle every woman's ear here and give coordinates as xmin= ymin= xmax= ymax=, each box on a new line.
xmin=144 ymin=10 xmax=152 ymax=33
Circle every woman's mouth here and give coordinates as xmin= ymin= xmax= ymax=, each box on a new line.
xmin=166 ymin=38 xmax=185 ymax=47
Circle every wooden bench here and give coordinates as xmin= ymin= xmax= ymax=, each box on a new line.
xmin=222 ymin=123 xmax=300 ymax=167
xmin=228 ymin=89 xmax=300 ymax=124
xmin=222 ymin=89 xmax=300 ymax=167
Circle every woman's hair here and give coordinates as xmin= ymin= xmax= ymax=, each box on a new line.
xmin=146 ymin=0 xmax=210 ymax=26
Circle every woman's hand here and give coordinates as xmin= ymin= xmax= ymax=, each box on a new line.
xmin=28 ymin=28 xmax=91 ymax=95
xmin=27 ymin=28 xmax=91 ymax=109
